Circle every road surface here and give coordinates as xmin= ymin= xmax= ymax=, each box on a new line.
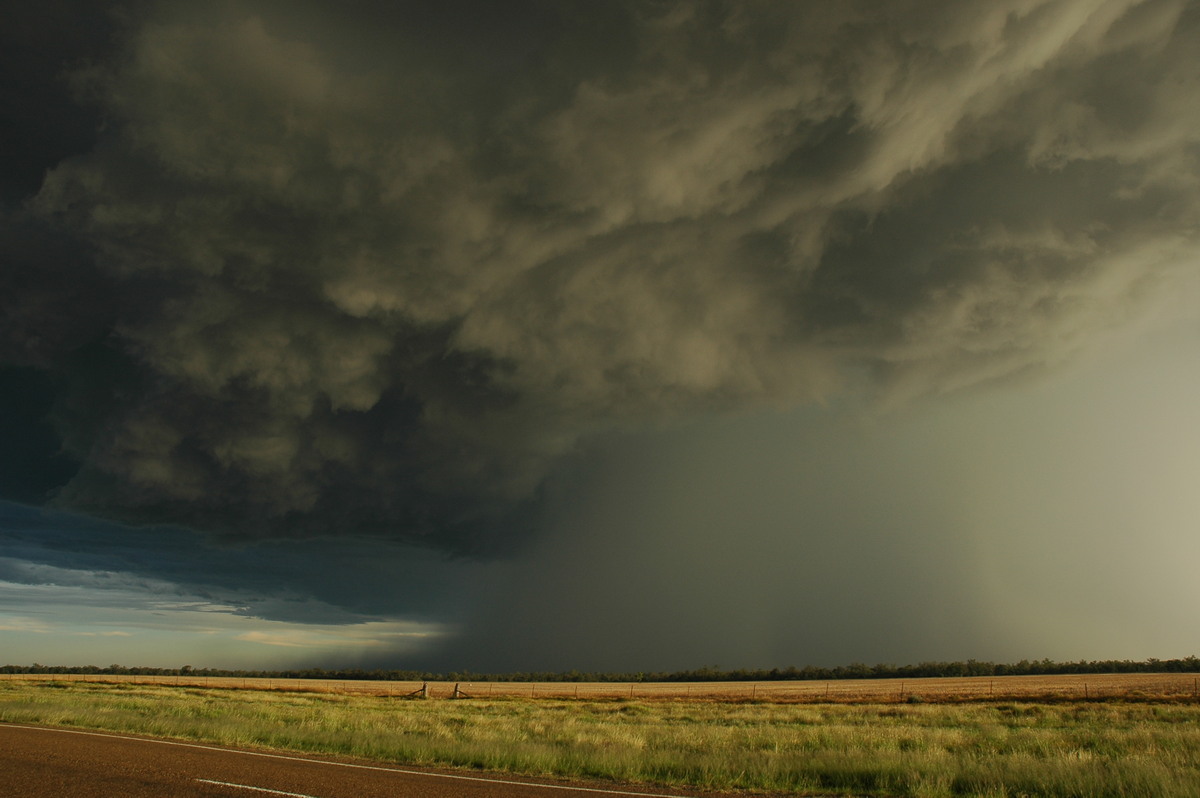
xmin=0 ymin=723 xmax=716 ymax=798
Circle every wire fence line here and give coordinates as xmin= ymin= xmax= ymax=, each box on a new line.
xmin=2 ymin=672 xmax=1198 ymax=702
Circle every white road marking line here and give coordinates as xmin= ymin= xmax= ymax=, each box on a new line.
xmin=196 ymin=779 xmax=323 ymax=798
xmin=1 ymin=724 xmax=696 ymax=797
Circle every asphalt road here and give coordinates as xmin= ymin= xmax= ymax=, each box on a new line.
xmin=0 ymin=723 xmax=714 ymax=798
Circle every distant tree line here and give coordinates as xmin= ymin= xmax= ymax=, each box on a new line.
xmin=4 ymin=656 xmax=1199 ymax=682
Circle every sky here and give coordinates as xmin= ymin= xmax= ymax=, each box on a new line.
xmin=2 ymin=0 xmax=1199 ymax=673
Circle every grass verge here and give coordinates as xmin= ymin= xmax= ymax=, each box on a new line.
xmin=2 ymin=680 xmax=1199 ymax=796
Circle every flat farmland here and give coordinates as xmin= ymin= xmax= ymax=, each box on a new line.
xmin=4 ymin=677 xmax=1200 ymax=796
xmin=2 ymin=671 xmax=1197 ymax=701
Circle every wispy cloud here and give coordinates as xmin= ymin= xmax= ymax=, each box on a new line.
xmin=0 ymin=617 xmax=53 ymax=634
xmin=0 ymin=578 xmax=447 ymax=668
xmin=236 ymin=621 xmax=442 ymax=650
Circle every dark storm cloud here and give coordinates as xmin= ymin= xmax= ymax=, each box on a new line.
xmin=0 ymin=500 xmax=475 ymax=625
xmin=4 ymin=0 xmax=1199 ymax=555
xmin=0 ymin=1 xmax=128 ymax=205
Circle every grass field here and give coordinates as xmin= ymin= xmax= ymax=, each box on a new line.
xmin=3 ymin=677 xmax=1200 ymax=796
xmin=3 ymin=671 xmax=1197 ymax=701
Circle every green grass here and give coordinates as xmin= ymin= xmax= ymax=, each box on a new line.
xmin=3 ymin=680 xmax=1200 ymax=796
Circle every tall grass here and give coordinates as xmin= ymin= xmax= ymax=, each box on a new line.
xmin=2 ymin=680 xmax=1199 ymax=796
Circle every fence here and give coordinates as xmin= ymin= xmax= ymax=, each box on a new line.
xmin=2 ymin=672 xmax=1197 ymax=702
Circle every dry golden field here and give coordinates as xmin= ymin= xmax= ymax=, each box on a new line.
xmin=6 ymin=676 xmax=1200 ymax=795
xmin=2 ymin=671 xmax=1196 ymax=701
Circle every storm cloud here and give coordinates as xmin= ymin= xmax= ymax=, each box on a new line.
xmin=4 ymin=1 xmax=1200 ymax=675
xmin=5 ymin=0 xmax=1198 ymax=557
